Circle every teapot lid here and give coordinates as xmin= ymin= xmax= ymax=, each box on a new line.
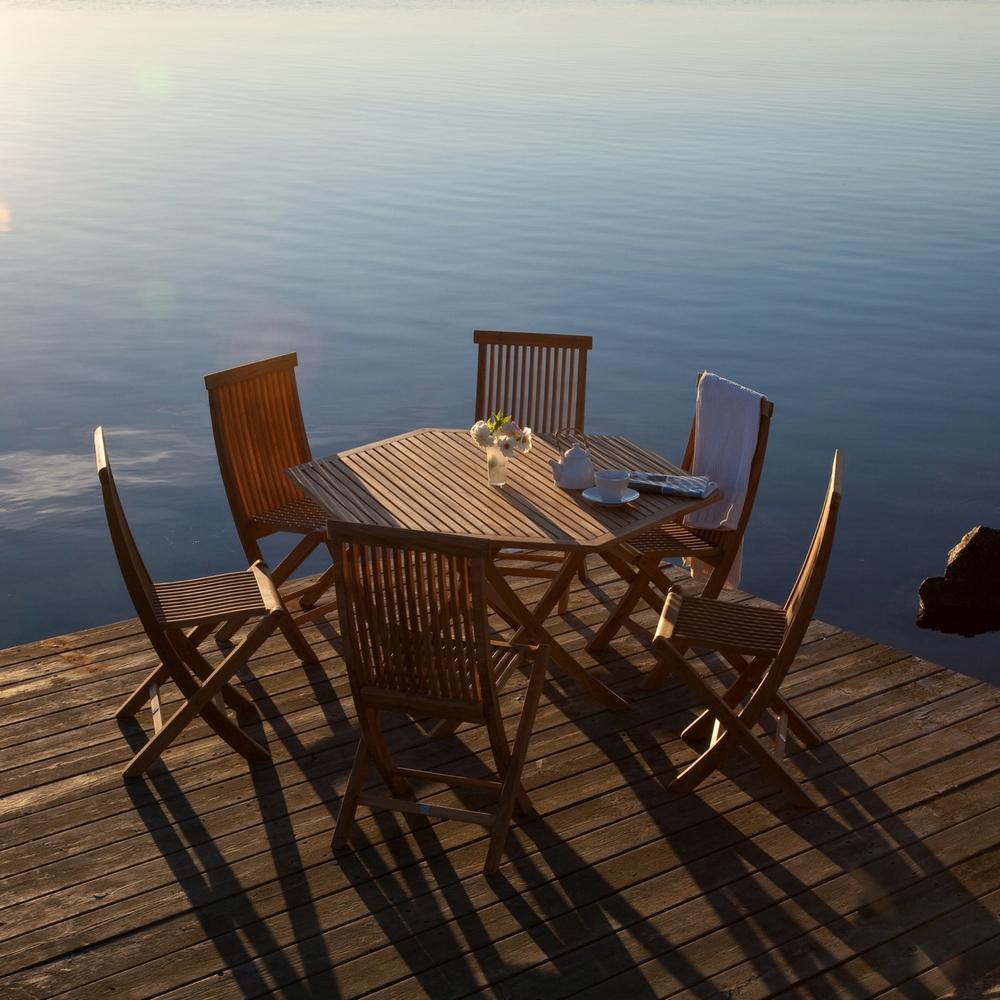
xmin=563 ymin=444 xmax=591 ymax=460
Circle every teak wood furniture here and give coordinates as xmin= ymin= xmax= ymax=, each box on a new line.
xmin=649 ymin=451 xmax=843 ymax=807
xmin=205 ymin=353 xmax=335 ymax=626
xmin=289 ymin=428 xmax=720 ymax=714
xmin=590 ymin=374 xmax=773 ymax=654
xmin=328 ymin=522 xmax=550 ymax=875
xmin=473 ymin=329 xmax=591 ymax=436
xmin=94 ymin=427 xmax=317 ymax=778
xmin=473 ymin=329 xmax=594 ymax=614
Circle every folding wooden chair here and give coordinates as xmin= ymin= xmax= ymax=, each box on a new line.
xmin=328 ymin=521 xmax=550 ymax=875
xmin=474 ymin=329 xmax=592 ymax=614
xmin=648 ymin=452 xmax=842 ymax=808
xmin=95 ymin=427 xmax=318 ymax=778
xmin=590 ymin=373 xmax=772 ymax=653
xmin=205 ymin=353 xmax=335 ymax=626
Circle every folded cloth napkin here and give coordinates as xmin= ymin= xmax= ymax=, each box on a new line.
xmin=628 ymin=471 xmax=717 ymax=499
xmin=683 ymin=372 xmax=765 ymax=590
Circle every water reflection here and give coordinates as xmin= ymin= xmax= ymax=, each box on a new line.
xmin=0 ymin=430 xmax=200 ymax=526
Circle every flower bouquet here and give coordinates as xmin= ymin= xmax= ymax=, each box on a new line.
xmin=470 ymin=411 xmax=533 ymax=486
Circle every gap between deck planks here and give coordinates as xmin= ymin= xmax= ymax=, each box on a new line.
xmin=0 ymin=564 xmax=997 ymax=999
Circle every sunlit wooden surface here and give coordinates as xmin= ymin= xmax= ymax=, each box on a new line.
xmin=0 ymin=563 xmax=998 ymax=998
xmin=289 ymin=430 xmax=719 ymax=551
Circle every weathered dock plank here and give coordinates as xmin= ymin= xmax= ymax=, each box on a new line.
xmin=0 ymin=564 xmax=996 ymax=998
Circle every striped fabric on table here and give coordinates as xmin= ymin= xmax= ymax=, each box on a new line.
xmin=627 ymin=471 xmax=717 ymax=499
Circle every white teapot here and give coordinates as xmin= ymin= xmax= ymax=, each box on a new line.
xmin=549 ymin=444 xmax=596 ymax=490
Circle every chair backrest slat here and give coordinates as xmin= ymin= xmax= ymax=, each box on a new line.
xmin=205 ymin=353 xmax=312 ymax=529
xmin=474 ymin=330 xmax=592 ymax=434
xmin=331 ymin=523 xmax=495 ymax=713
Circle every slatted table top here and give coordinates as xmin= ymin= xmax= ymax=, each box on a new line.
xmin=289 ymin=429 xmax=721 ymax=550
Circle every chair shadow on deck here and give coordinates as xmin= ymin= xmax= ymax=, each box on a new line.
xmin=330 ymin=745 xmax=693 ymax=999
xmin=112 ymin=555 xmax=995 ymax=998
xmin=121 ymin=708 xmax=343 ymax=998
xmin=336 ymin=809 xmax=503 ymax=997
xmin=487 ymin=813 xmax=724 ymax=999
xmin=667 ymin=741 xmax=1000 ymax=998
xmin=554 ymin=569 xmax=998 ymax=997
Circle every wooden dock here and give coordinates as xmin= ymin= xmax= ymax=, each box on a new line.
xmin=1 ymin=563 xmax=998 ymax=998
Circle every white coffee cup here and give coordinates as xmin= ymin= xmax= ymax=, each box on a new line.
xmin=595 ymin=469 xmax=630 ymax=501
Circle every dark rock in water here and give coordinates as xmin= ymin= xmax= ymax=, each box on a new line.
xmin=917 ymin=525 xmax=1000 ymax=636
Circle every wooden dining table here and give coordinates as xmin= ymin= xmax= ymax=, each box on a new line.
xmin=289 ymin=428 xmax=720 ymax=712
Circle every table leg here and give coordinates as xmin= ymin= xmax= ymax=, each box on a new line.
xmin=588 ymin=544 xmax=679 ymax=652
xmin=485 ymin=556 xmax=629 ymax=712
xmin=601 ymin=544 xmax=677 ymax=609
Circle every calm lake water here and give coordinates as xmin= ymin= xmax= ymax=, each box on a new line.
xmin=2 ymin=1 xmax=999 ymax=683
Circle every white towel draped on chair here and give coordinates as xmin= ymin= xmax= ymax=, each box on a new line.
xmin=683 ymin=372 xmax=764 ymax=589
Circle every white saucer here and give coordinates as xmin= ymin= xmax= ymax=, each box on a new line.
xmin=581 ymin=487 xmax=640 ymax=506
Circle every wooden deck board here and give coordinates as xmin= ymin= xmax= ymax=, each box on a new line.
xmin=0 ymin=564 xmax=997 ymax=999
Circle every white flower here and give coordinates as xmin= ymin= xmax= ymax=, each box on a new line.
xmin=470 ymin=420 xmax=494 ymax=449
xmin=499 ymin=420 xmax=520 ymax=437
xmin=514 ymin=426 xmax=533 ymax=454
xmin=497 ymin=434 xmax=515 ymax=457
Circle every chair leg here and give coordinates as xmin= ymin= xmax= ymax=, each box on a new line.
xmin=484 ymin=649 xmax=548 ymax=875
xmin=717 ymin=649 xmax=822 ymax=748
xmin=484 ymin=711 xmax=532 ymax=817
xmin=671 ymin=721 xmax=815 ymax=808
xmin=263 ymin=534 xmax=337 ymax=620
xmin=185 ymin=620 xmax=219 ymax=648
xmin=297 ymin=562 xmax=336 ymax=611
xmin=214 ymin=613 xmax=254 ymax=646
xmin=773 ymin=692 xmax=824 ymax=747
xmin=269 ymin=531 xmax=322 ymax=587
xmin=429 ymin=717 xmax=463 ymax=740
xmin=195 ymin=698 xmax=271 ymax=765
xmin=117 ymin=661 xmax=172 ymax=719
xmin=699 ymin=566 xmax=728 ymax=600
xmin=589 ymin=572 xmax=648 ymax=651
xmin=170 ymin=628 xmax=260 ymax=717
xmin=681 ymin=654 xmax=821 ymax=750
xmin=697 ymin=541 xmax=738 ymax=601
xmin=332 ymin=739 xmax=371 ymax=849
xmin=591 ymin=549 xmax=673 ymax=653
xmin=487 ymin=556 xmax=629 ymax=712
xmin=681 ymin=653 xmax=770 ymax=742
xmin=277 ymin=611 xmax=318 ymax=665
xmin=359 ymin=709 xmax=409 ymax=797
xmin=664 ymin=653 xmax=815 ymax=808
xmin=640 ymin=636 xmax=690 ymax=692
xmin=553 ymin=552 xmax=588 ymax=614
xmin=122 ymin=617 xmax=277 ymax=778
